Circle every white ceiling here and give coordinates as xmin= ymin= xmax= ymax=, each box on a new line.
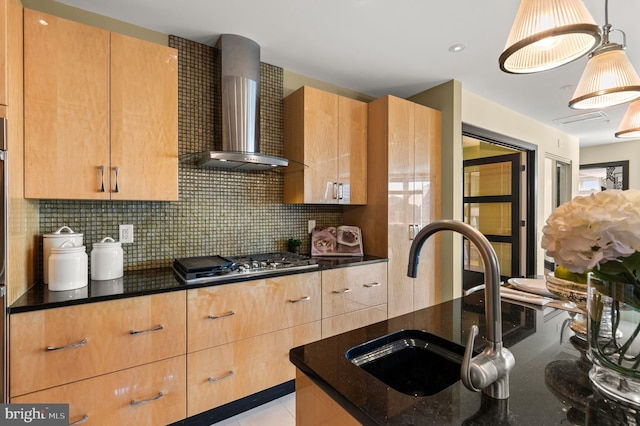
xmin=56 ymin=0 xmax=640 ymax=148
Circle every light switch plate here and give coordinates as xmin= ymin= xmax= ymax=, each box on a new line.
xmin=308 ymin=220 xmax=316 ymax=234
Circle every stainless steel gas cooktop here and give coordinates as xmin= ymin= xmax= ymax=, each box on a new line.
xmin=173 ymin=252 xmax=318 ymax=285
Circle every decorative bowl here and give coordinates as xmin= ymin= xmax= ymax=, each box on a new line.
xmin=545 ymin=275 xmax=588 ymax=309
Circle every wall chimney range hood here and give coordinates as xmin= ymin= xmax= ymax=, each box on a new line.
xmin=198 ymin=34 xmax=289 ymax=170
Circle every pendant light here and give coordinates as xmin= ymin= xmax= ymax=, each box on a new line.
xmin=499 ymin=0 xmax=601 ymax=74
xmin=615 ymin=100 xmax=640 ymax=138
xmin=569 ymin=1 xmax=640 ymax=109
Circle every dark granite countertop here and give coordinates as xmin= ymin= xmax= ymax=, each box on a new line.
xmin=290 ymin=292 xmax=640 ymax=425
xmin=9 ymin=255 xmax=387 ymax=314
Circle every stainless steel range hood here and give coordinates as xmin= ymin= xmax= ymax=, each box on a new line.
xmin=198 ymin=34 xmax=288 ymax=171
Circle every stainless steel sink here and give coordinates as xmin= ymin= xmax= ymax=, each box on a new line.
xmin=345 ymin=329 xmax=468 ymax=397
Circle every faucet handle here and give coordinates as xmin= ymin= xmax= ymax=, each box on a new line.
xmin=461 ymin=324 xmax=481 ymax=392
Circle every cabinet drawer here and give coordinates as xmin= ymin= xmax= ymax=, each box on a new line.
xmin=12 ymin=355 xmax=186 ymax=426
xmin=321 ymin=304 xmax=387 ymax=339
xmin=187 ymin=321 xmax=320 ymax=416
xmin=322 ymin=263 xmax=387 ymax=318
xmin=10 ymin=292 xmax=186 ymax=396
xmin=187 ymin=271 xmax=321 ymax=352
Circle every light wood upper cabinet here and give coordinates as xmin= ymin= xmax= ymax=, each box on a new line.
xmin=23 ymin=9 xmax=178 ymax=201
xmin=0 ymin=0 xmax=7 ymax=106
xmin=283 ymin=86 xmax=367 ymax=204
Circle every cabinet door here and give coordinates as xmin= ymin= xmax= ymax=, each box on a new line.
xmin=387 ymin=96 xmax=417 ymax=318
xmin=413 ymin=104 xmax=442 ymax=310
xmin=110 ymin=33 xmax=178 ymax=201
xmin=338 ymin=96 xmax=367 ymax=204
xmin=0 ymin=0 xmax=6 ymax=106
xmin=24 ymin=10 xmax=110 ymax=200
xmin=321 ymin=263 xmax=387 ymax=318
xmin=12 ymin=356 xmax=187 ymax=426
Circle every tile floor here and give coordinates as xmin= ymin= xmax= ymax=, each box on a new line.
xmin=211 ymin=393 xmax=296 ymax=426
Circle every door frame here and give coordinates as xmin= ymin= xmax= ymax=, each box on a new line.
xmin=462 ymin=123 xmax=537 ymax=280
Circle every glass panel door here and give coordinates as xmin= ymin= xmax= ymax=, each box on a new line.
xmin=463 ymin=153 xmax=521 ymax=289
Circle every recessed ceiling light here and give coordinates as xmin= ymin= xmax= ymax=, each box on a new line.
xmin=560 ymin=84 xmax=573 ymax=91
xmin=448 ymin=44 xmax=465 ymax=53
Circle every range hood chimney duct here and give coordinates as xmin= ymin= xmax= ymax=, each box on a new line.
xmin=199 ymin=34 xmax=288 ymax=170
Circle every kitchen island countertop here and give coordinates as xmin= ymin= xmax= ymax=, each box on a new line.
xmin=290 ymin=292 xmax=640 ymax=425
xmin=9 ymin=255 xmax=387 ymax=313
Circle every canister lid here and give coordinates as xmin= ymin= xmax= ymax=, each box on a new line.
xmin=93 ymin=237 xmax=122 ymax=247
xmin=44 ymin=226 xmax=83 ymax=239
xmin=50 ymin=240 xmax=86 ymax=253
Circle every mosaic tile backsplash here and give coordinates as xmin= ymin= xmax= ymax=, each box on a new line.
xmin=37 ymin=36 xmax=343 ymax=278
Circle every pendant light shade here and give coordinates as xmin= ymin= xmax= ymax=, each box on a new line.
xmin=615 ymin=100 xmax=640 ymax=138
xmin=569 ymin=41 xmax=640 ymax=109
xmin=499 ymin=0 xmax=601 ymax=74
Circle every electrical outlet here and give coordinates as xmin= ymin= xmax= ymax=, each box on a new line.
xmin=119 ymin=224 xmax=134 ymax=243
xmin=308 ymin=220 xmax=316 ymax=234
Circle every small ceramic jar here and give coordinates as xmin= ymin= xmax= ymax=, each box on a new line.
xmin=48 ymin=240 xmax=88 ymax=291
xmin=43 ymin=226 xmax=83 ymax=284
xmin=91 ymin=237 xmax=123 ymax=281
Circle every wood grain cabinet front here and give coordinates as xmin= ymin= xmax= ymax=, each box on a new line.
xmin=187 ymin=271 xmax=321 ymax=353
xmin=283 ymin=86 xmax=367 ymax=205
xmin=9 ymin=292 xmax=186 ymax=397
xmin=187 ymin=322 xmax=320 ymax=416
xmin=320 ymin=263 xmax=388 ymax=338
xmin=12 ymin=355 xmax=187 ymax=426
xmin=23 ymin=9 xmax=178 ymax=201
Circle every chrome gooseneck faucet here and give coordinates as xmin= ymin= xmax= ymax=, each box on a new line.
xmin=407 ymin=219 xmax=515 ymax=400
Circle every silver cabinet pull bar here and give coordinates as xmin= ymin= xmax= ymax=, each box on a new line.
xmin=114 ymin=166 xmax=120 ymax=193
xmin=99 ymin=165 xmax=105 ymax=192
xmin=363 ymin=282 xmax=381 ymax=288
xmin=130 ymin=324 xmax=164 ymax=335
xmin=208 ymin=370 xmax=235 ymax=383
xmin=288 ymin=296 xmax=311 ymax=303
xmin=46 ymin=338 xmax=88 ymax=352
xmin=332 ymin=288 xmax=352 ymax=294
xmin=130 ymin=392 xmax=163 ymax=406
xmin=208 ymin=311 xmax=236 ymax=320
xmin=69 ymin=415 xmax=89 ymax=425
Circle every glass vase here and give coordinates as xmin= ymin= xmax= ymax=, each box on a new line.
xmin=587 ymin=274 xmax=640 ymax=407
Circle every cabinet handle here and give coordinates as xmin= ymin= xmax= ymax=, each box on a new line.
xmin=113 ymin=166 xmax=120 ymax=193
xmin=69 ymin=415 xmax=89 ymax=425
xmin=99 ymin=165 xmax=105 ymax=192
xmin=129 ymin=324 xmax=164 ymax=335
xmin=288 ymin=296 xmax=311 ymax=303
xmin=208 ymin=311 xmax=236 ymax=320
xmin=130 ymin=392 xmax=164 ymax=407
xmin=333 ymin=182 xmax=338 ymax=199
xmin=46 ymin=338 xmax=88 ymax=352
xmin=338 ymin=183 xmax=344 ymax=200
xmin=208 ymin=370 xmax=235 ymax=383
xmin=409 ymin=224 xmax=415 ymax=240
xmin=363 ymin=282 xmax=381 ymax=288
xmin=332 ymin=288 xmax=352 ymax=294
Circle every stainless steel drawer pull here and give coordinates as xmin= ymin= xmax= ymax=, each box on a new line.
xmin=130 ymin=392 xmax=163 ymax=407
xmin=69 ymin=415 xmax=89 ymax=425
xmin=363 ymin=282 xmax=381 ymax=288
xmin=332 ymin=288 xmax=352 ymax=294
xmin=208 ymin=370 xmax=235 ymax=383
xmin=208 ymin=311 xmax=236 ymax=320
xmin=46 ymin=338 xmax=88 ymax=352
xmin=99 ymin=165 xmax=105 ymax=192
xmin=129 ymin=324 xmax=164 ymax=335
xmin=288 ymin=296 xmax=311 ymax=303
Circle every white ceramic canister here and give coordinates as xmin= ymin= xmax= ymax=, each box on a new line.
xmin=90 ymin=237 xmax=123 ymax=281
xmin=48 ymin=240 xmax=88 ymax=291
xmin=43 ymin=226 xmax=83 ymax=284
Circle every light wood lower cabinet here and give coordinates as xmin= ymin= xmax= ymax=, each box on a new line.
xmin=321 ymin=263 xmax=388 ymax=338
xmin=187 ymin=322 xmax=321 ymax=416
xmin=12 ymin=356 xmax=186 ymax=426
xmin=9 ymin=292 xmax=186 ymax=396
xmin=187 ymin=271 xmax=321 ymax=352
xmin=296 ymin=370 xmax=360 ymax=426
